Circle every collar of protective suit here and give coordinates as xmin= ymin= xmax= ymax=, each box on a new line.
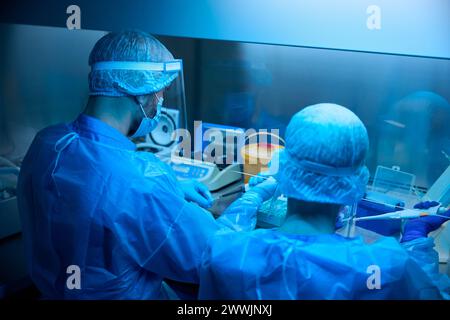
xmin=72 ymin=113 xmax=136 ymax=151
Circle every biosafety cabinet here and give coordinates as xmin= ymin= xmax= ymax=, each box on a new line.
xmin=0 ymin=1 xmax=449 ymax=297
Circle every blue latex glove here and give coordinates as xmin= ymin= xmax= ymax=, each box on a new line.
xmin=179 ymin=180 xmax=214 ymax=209
xmin=216 ymin=177 xmax=278 ymax=232
xmin=245 ymin=176 xmax=278 ymax=203
xmin=248 ymin=172 xmax=271 ymax=187
xmin=401 ymin=201 xmax=450 ymax=243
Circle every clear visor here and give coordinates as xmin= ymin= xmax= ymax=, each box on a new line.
xmin=147 ymin=72 xmax=187 ymax=149
xmin=96 ymin=59 xmax=189 ymax=152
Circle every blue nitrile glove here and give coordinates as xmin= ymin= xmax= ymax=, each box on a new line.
xmin=248 ymin=172 xmax=271 ymax=187
xmin=401 ymin=201 xmax=450 ymax=243
xmin=245 ymin=176 xmax=278 ymax=203
xmin=179 ymin=180 xmax=214 ymax=209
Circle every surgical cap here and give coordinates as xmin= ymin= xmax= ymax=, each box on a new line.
xmin=277 ymin=103 xmax=370 ymax=205
xmin=88 ymin=30 xmax=179 ymax=96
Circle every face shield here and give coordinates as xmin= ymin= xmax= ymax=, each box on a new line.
xmin=147 ymin=61 xmax=187 ymax=155
xmin=90 ymin=59 xmax=187 ymax=154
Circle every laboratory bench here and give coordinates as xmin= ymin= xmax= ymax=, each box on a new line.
xmin=1 ymin=183 xmax=448 ymax=300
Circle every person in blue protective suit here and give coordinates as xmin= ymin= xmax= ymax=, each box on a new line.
xmin=199 ymin=103 xmax=450 ymax=300
xmin=17 ymin=30 xmax=261 ymax=299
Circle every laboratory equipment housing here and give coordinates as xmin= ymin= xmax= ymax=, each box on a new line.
xmin=0 ymin=23 xmax=449 ymax=298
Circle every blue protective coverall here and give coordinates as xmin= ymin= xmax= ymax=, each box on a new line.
xmin=17 ymin=114 xmax=243 ymax=299
xmin=199 ymin=223 xmax=450 ymax=299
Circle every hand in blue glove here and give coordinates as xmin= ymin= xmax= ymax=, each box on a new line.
xmin=401 ymin=201 xmax=450 ymax=243
xmin=248 ymin=172 xmax=271 ymax=187
xmin=179 ymin=180 xmax=214 ymax=209
xmin=245 ymin=176 xmax=278 ymax=202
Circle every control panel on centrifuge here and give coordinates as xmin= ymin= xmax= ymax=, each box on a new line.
xmin=170 ymin=162 xmax=210 ymax=179
xmin=167 ymin=156 xmax=242 ymax=192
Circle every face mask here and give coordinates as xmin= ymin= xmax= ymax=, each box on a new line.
xmin=130 ymin=94 xmax=163 ymax=138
